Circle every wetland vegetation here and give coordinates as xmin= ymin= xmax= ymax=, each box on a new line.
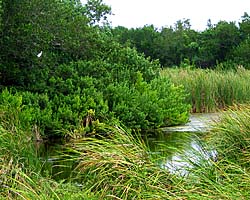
xmin=1 ymin=0 xmax=250 ymax=199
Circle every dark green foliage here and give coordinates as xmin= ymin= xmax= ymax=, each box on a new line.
xmin=0 ymin=0 xmax=191 ymax=138
xmin=239 ymin=12 xmax=250 ymax=40
xmin=230 ymin=38 xmax=250 ymax=68
xmin=230 ymin=14 xmax=250 ymax=68
xmin=0 ymin=0 xmax=2 ymax=31
xmin=0 ymin=0 xmax=101 ymax=86
xmin=83 ymin=0 xmax=112 ymax=24
xmin=112 ymin=15 xmax=249 ymax=69
xmin=67 ymin=46 xmax=160 ymax=85
xmin=198 ymin=21 xmax=239 ymax=67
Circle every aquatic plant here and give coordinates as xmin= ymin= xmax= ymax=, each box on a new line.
xmin=174 ymin=105 xmax=250 ymax=199
xmin=162 ymin=67 xmax=250 ymax=113
xmin=64 ymin=125 xmax=177 ymax=199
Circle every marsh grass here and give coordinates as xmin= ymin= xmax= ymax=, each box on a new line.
xmin=162 ymin=67 xmax=250 ymax=112
xmin=64 ymin=126 xmax=177 ymax=199
xmin=64 ymin=115 xmax=250 ymax=199
xmin=0 ymin=96 xmax=97 ymax=200
xmin=176 ymin=105 xmax=250 ymax=199
xmin=2 ymin=87 xmax=250 ymax=199
xmin=208 ymin=105 xmax=250 ymax=166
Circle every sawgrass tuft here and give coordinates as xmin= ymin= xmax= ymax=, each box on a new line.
xmin=162 ymin=67 xmax=250 ymax=112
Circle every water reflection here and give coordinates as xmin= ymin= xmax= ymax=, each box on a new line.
xmin=162 ymin=140 xmax=217 ymax=176
xmin=144 ymin=113 xmax=220 ymax=176
xmin=144 ymin=131 xmax=217 ymax=176
xmin=162 ymin=113 xmax=220 ymax=133
xmin=37 ymin=139 xmax=75 ymax=180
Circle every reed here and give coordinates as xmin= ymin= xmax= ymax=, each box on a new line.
xmin=0 ymin=97 xmax=96 ymax=200
xmin=162 ymin=67 xmax=250 ymax=113
xmin=2 ymin=87 xmax=250 ymax=199
xmin=64 ymin=126 xmax=177 ymax=199
xmin=174 ymin=105 xmax=250 ymax=199
xmin=208 ymin=105 xmax=250 ymax=165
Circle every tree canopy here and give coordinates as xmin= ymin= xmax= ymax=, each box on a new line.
xmin=111 ymin=15 xmax=250 ymax=69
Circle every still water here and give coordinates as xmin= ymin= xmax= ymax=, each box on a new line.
xmin=39 ymin=113 xmax=220 ymax=178
xmin=146 ymin=113 xmax=219 ymax=176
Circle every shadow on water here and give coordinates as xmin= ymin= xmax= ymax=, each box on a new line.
xmin=36 ymin=139 xmax=76 ymax=181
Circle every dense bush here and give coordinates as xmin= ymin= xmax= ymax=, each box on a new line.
xmin=0 ymin=87 xmax=108 ymax=137
xmin=0 ymin=70 xmax=190 ymax=136
xmin=0 ymin=0 xmax=190 ymax=138
xmin=105 ymin=74 xmax=189 ymax=129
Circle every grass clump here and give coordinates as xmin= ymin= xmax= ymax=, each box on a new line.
xmin=208 ymin=105 xmax=250 ymax=167
xmin=62 ymin=106 xmax=250 ymax=199
xmin=175 ymin=105 xmax=250 ymax=199
xmin=64 ymin=126 xmax=177 ymax=199
xmin=162 ymin=67 xmax=250 ymax=113
xmin=0 ymin=92 xmax=99 ymax=199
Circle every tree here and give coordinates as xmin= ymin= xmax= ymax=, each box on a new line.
xmin=231 ymin=38 xmax=250 ymax=68
xmin=154 ymin=19 xmax=198 ymax=67
xmin=229 ymin=12 xmax=250 ymax=68
xmin=0 ymin=0 xmax=2 ymax=31
xmin=0 ymin=0 xmax=110 ymax=87
xmin=111 ymin=26 xmax=131 ymax=45
xmin=81 ymin=0 xmax=111 ymax=25
xmin=214 ymin=21 xmax=240 ymax=61
xmin=195 ymin=21 xmax=240 ymax=68
xmin=239 ymin=12 xmax=250 ymax=40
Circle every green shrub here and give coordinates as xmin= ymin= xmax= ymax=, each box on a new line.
xmin=0 ymin=86 xmax=109 ymax=137
xmin=105 ymin=73 xmax=190 ymax=129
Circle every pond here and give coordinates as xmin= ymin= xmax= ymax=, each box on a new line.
xmin=146 ymin=113 xmax=220 ymax=176
xmin=162 ymin=112 xmax=220 ymax=132
xmin=39 ymin=113 xmax=220 ymax=179
xmin=145 ymin=131 xmax=217 ymax=176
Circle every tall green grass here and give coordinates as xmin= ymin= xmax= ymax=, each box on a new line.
xmin=0 ymin=103 xmax=57 ymax=199
xmin=208 ymin=105 xmax=250 ymax=166
xmin=162 ymin=67 xmax=250 ymax=113
xmin=64 ymin=126 xmax=177 ymax=199
xmin=64 ymin=106 xmax=250 ymax=199
xmin=2 ymin=85 xmax=250 ymax=199
xmin=0 ymin=91 xmax=98 ymax=199
xmin=177 ymin=105 xmax=250 ymax=199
